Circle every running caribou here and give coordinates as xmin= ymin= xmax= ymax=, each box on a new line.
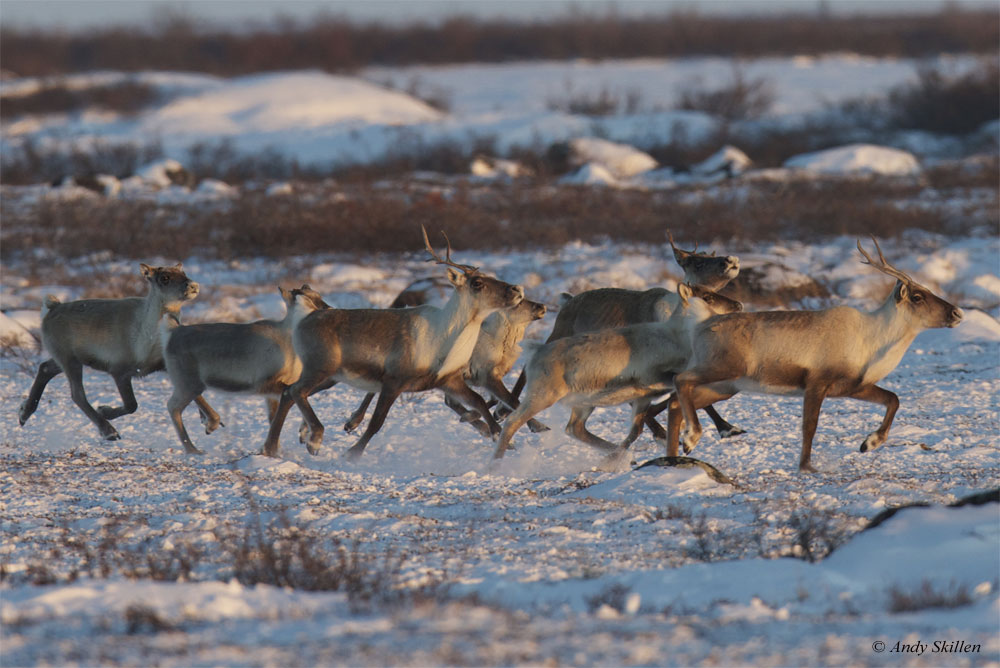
xmin=669 ymin=237 xmax=963 ymax=472
xmin=161 ymin=285 xmax=330 ymax=453
xmin=493 ymin=283 xmax=741 ymax=462
xmin=508 ymin=232 xmax=743 ymax=444
xmin=260 ymin=227 xmax=524 ymax=458
xmin=18 ymin=263 xmax=200 ymax=441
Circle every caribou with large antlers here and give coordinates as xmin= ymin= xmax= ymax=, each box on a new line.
xmin=670 ymin=237 xmax=963 ymax=472
xmin=260 ymin=227 xmax=524 ymax=458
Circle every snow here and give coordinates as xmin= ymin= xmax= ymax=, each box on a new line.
xmin=691 ymin=144 xmax=753 ymax=176
xmin=142 ymin=70 xmax=444 ymax=136
xmin=134 ymin=158 xmax=189 ymax=188
xmin=470 ymin=155 xmax=532 ymax=180
xmin=2 ymin=233 xmax=998 ymax=665
xmin=559 ymin=162 xmax=621 ymax=187
xmin=1 ymin=54 xmax=998 ymax=666
xmin=0 ymin=311 xmax=38 ymax=346
xmin=566 ymin=137 xmax=658 ymax=179
xmin=2 ymin=54 xmax=991 ymax=174
xmin=784 ymin=143 xmax=922 ymax=176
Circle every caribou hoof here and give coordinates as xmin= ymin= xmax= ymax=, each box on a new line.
xmin=719 ymin=426 xmax=746 ymax=439
xmin=860 ymin=432 xmax=885 ymax=453
xmin=17 ymin=401 xmax=30 ymax=426
xmin=527 ymin=419 xmax=550 ymax=433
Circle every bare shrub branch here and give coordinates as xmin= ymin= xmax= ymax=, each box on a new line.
xmin=887 ymin=580 xmax=973 ymax=613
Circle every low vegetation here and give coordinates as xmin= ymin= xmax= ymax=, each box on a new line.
xmin=888 ymin=59 xmax=1000 ymax=135
xmin=2 ymin=8 xmax=995 ymax=77
xmin=676 ymin=67 xmax=776 ymax=122
xmin=2 ymin=494 xmax=448 ymax=612
xmin=1 ymin=58 xmax=995 ymax=185
xmin=2 ymin=160 xmax=995 ymax=265
xmin=0 ymin=79 xmax=159 ymax=120
xmin=887 ymin=580 xmax=974 ymax=613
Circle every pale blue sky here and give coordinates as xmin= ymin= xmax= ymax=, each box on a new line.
xmin=2 ymin=0 xmax=992 ymax=30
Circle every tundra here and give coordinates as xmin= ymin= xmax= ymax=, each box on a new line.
xmin=18 ymin=263 xmax=199 ymax=440
xmin=670 ymin=238 xmax=963 ymax=471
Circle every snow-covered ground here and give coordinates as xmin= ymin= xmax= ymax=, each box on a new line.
xmin=1 ymin=55 xmax=999 ymax=666
xmin=2 ymin=233 xmax=999 ymax=666
xmin=2 ymin=54 xmax=995 ymax=175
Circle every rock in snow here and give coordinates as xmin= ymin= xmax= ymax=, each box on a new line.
xmin=559 ymin=162 xmax=621 ymax=186
xmin=567 ymin=137 xmax=657 ymax=179
xmin=691 ymin=145 xmax=753 ymax=177
xmin=784 ymin=143 xmax=921 ymax=176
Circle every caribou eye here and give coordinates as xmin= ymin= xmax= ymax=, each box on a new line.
xmin=158 ymin=274 xmax=170 ymax=285
xmin=470 ymin=277 xmax=484 ymax=290
xmin=910 ymin=292 xmax=925 ymax=304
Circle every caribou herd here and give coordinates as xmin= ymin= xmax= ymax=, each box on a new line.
xmin=18 ymin=228 xmax=962 ymax=472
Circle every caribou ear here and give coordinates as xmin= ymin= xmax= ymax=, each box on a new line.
xmin=279 ymin=286 xmax=291 ymax=302
xmin=446 ymin=268 xmax=466 ymax=287
xmin=140 ymin=263 xmax=155 ymax=280
xmin=895 ymin=281 xmax=909 ymax=303
xmin=677 ymin=282 xmax=693 ymax=304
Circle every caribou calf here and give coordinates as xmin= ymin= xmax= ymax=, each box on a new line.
xmin=671 ymin=238 xmax=963 ymax=472
xmin=161 ymin=285 xmax=330 ymax=454
xmin=18 ymin=263 xmax=199 ymax=441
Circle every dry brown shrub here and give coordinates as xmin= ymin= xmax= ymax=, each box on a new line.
xmin=887 ymin=580 xmax=973 ymax=613
xmin=677 ymin=67 xmax=775 ymax=122
xmin=2 ymin=9 xmax=995 ymax=77
xmin=2 ymin=174 xmax=994 ymax=265
xmin=889 ymin=59 xmax=1000 ymax=135
xmin=0 ymin=80 xmax=158 ymax=120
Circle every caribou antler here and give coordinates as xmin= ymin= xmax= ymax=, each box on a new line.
xmin=668 ymin=230 xmax=709 ymax=256
xmin=857 ymin=236 xmax=912 ymax=283
xmin=421 ymin=225 xmax=479 ymax=274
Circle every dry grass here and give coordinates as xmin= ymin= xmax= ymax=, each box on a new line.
xmin=2 ymin=503 xmax=449 ymax=611
xmin=0 ymin=139 xmax=164 ymax=186
xmin=887 ymin=580 xmax=973 ymax=613
xmin=2 ymin=166 xmax=995 ymax=266
xmin=677 ymin=66 xmax=775 ymax=122
xmin=786 ymin=508 xmax=850 ymax=563
xmin=1 ymin=80 xmax=159 ymax=120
